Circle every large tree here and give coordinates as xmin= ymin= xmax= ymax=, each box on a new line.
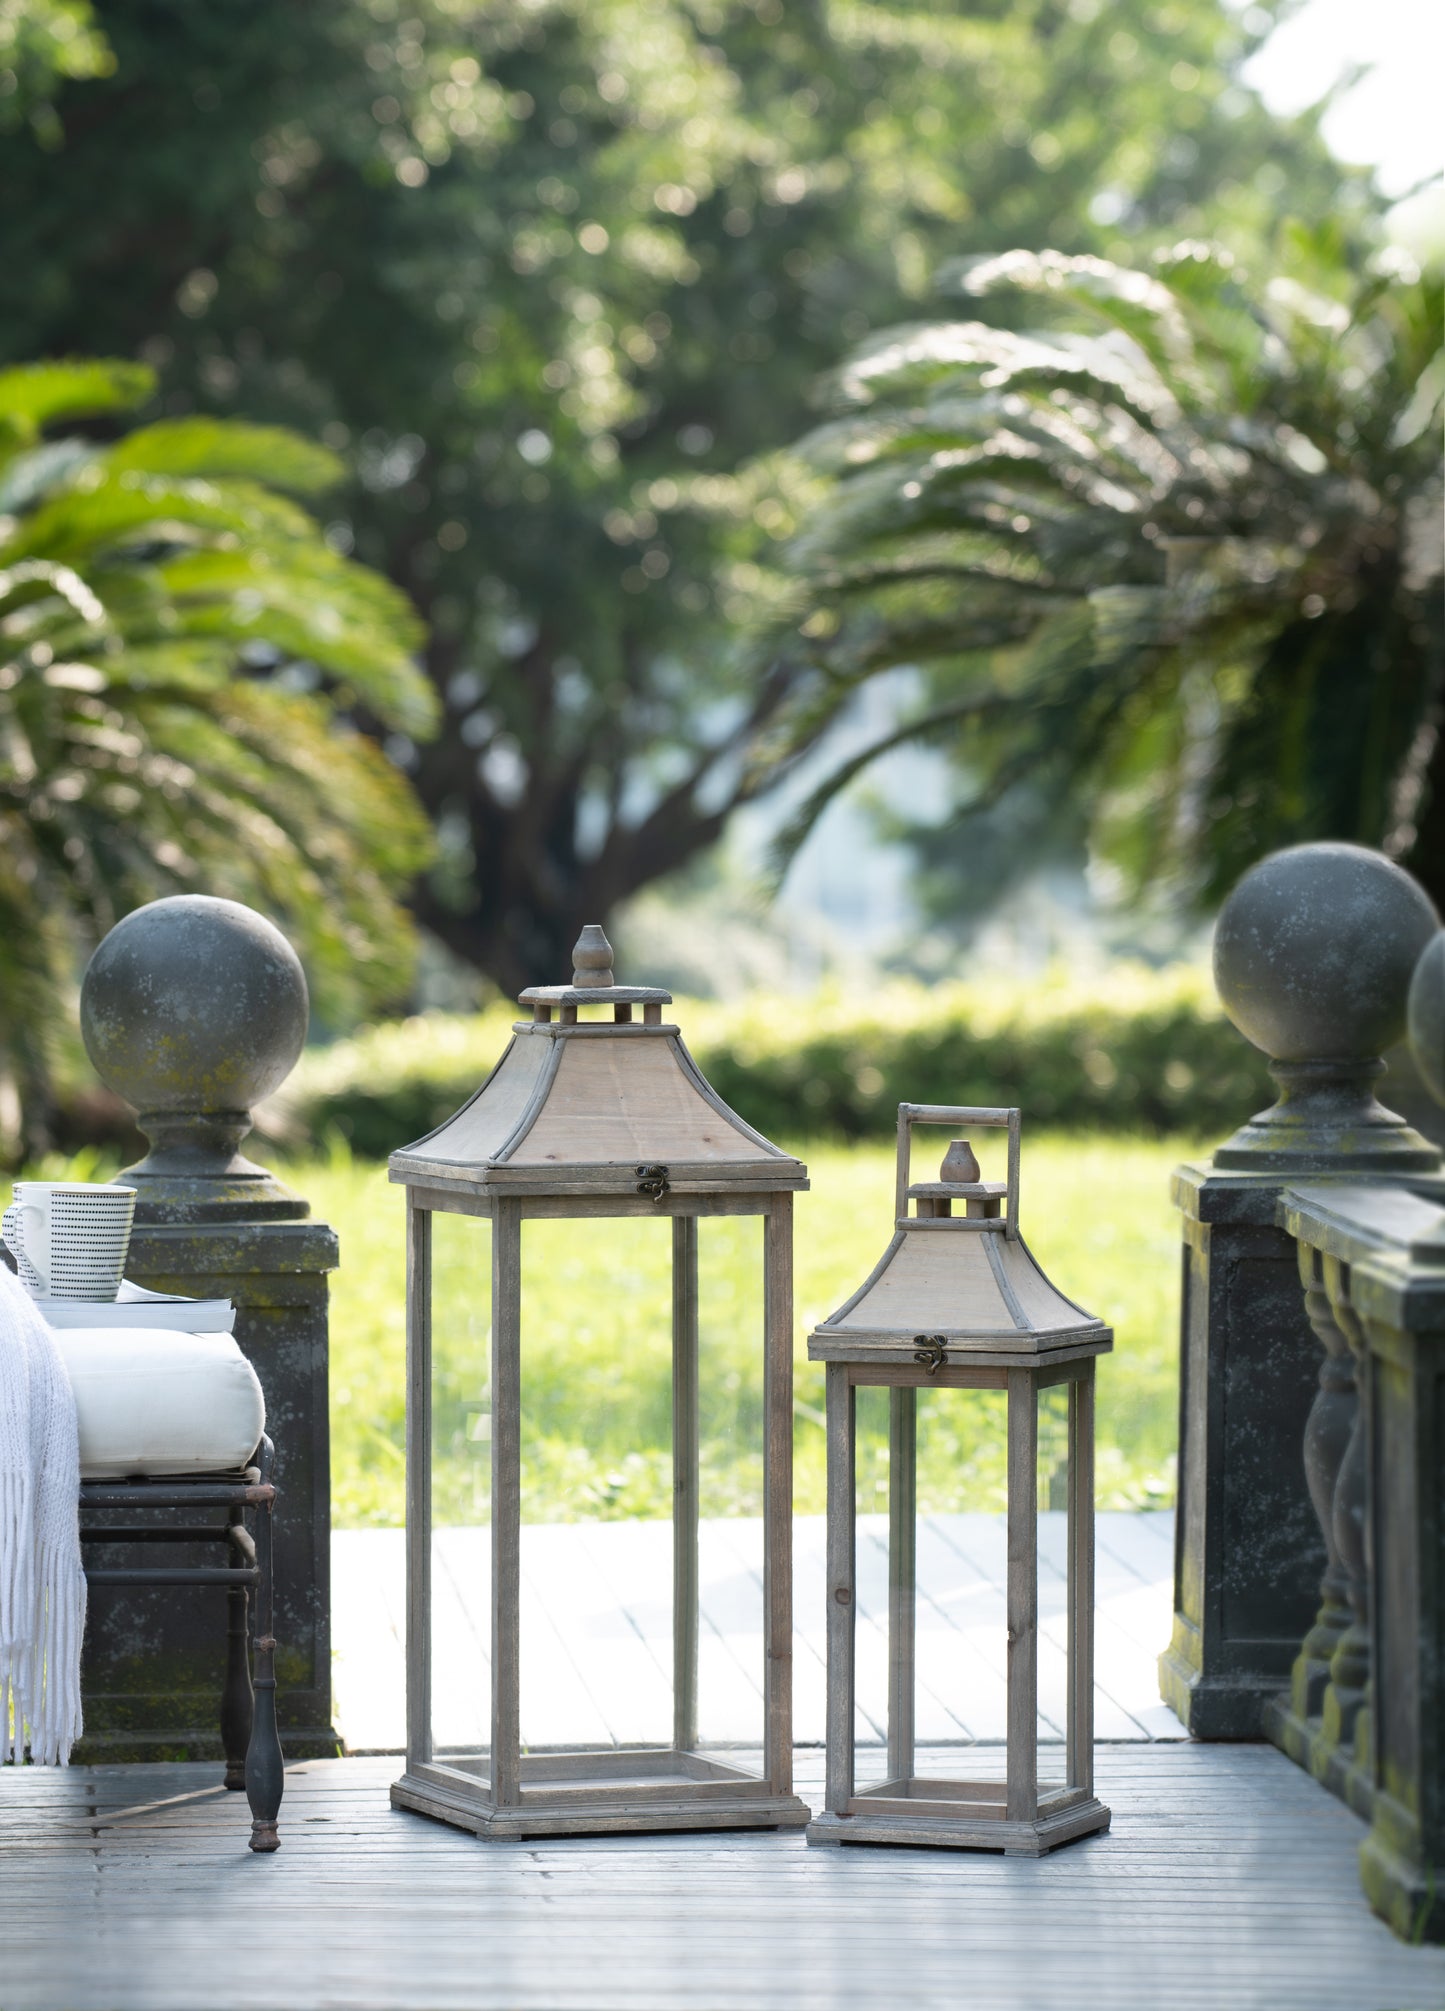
xmin=768 ymin=236 xmax=1445 ymax=921
xmin=0 ymin=0 xmax=1367 ymax=989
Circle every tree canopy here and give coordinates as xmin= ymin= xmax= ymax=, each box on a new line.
xmin=770 ymin=235 xmax=1444 ymax=924
xmin=0 ymin=0 xmax=1372 ymax=989
xmin=0 ymin=357 xmax=434 ymax=1151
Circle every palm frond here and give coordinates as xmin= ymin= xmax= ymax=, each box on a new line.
xmin=0 ymin=359 xmax=151 ymax=457
xmin=0 ymin=357 xmax=437 ymax=1154
xmin=106 ymin=417 xmax=343 ymax=493
xmin=772 ymin=241 xmax=1444 ymax=916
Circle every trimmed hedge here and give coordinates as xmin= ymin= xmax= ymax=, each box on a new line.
xmin=280 ymin=964 xmax=1271 ymax=1156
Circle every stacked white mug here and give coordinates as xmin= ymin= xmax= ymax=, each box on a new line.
xmin=2 ymin=1182 xmax=138 ymax=1300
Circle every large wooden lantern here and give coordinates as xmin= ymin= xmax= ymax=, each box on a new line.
xmin=806 ymin=1104 xmax=1113 ymax=1855
xmin=388 ymin=927 xmax=811 ymax=1838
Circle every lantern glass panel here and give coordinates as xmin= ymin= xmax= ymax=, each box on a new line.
xmin=518 ymin=1215 xmax=674 ymax=1753
xmin=913 ymin=1384 xmax=1009 ymax=1785
xmin=695 ymin=1218 xmax=766 ymax=1762
xmin=1037 ymin=1383 xmax=1073 ymax=1793
xmin=484 ymin=1212 xmax=774 ymax=1782
xmin=850 ymin=1383 xmax=891 ymax=1789
xmin=852 ymin=1382 xmax=1025 ymax=1796
xmin=430 ymin=1208 xmax=493 ymax=1780
xmin=847 ymin=1379 xmax=1094 ymax=1809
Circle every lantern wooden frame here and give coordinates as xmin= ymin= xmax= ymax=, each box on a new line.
xmin=806 ymin=1104 xmax=1113 ymax=1855
xmin=387 ymin=939 xmax=810 ymax=1839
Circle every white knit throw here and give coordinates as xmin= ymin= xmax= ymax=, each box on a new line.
xmin=0 ymin=1266 xmax=85 ymax=1764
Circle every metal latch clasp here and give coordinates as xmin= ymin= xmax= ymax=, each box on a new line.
xmin=636 ymin=1163 xmax=670 ymax=1202
xmin=912 ymin=1334 xmax=948 ymax=1374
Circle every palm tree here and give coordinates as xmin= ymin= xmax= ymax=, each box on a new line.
xmin=773 ymin=236 xmax=1444 ymax=925
xmin=0 ymin=358 xmax=435 ymax=1153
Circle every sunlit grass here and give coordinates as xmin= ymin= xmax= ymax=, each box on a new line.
xmin=10 ymin=1132 xmax=1196 ymax=1526
xmin=307 ymin=1132 xmax=1195 ymax=1527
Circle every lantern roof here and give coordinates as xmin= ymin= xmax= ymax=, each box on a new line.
xmin=808 ymin=1106 xmax=1111 ymax=1366
xmin=389 ymin=927 xmax=807 ymax=1199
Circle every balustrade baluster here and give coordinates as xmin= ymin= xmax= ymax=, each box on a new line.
xmin=1316 ymin=1256 xmax=1374 ymax=1814
xmin=1288 ymin=1244 xmax=1356 ymax=1720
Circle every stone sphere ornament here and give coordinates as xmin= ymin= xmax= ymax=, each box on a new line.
xmin=83 ymin=895 xmax=309 ymax=1113
xmin=81 ymin=895 xmax=311 ymax=1220
xmin=1214 ymin=842 xmax=1438 ymax=1064
xmin=1212 ymin=843 xmax=1441 ymax=1172
xmin=1408 ymin=931 xmax=1445 ymax=1110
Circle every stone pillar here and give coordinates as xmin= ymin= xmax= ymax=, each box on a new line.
xmin=74 ymin=896 xmax=340 ymax=1762
xmin=1159 ymin=844 xmax=1441 ymax=1739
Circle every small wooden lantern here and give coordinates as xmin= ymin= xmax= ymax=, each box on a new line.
xmin=806 ymin=1104 xmax=1113 ymax=1855
xmin=388 ymin=927 xmax=810 ymax=1838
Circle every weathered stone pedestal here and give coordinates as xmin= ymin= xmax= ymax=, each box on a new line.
xmin=1160 ymin=1165 xmax=1330 ymax=1738
xmin=1161 ymin=844 xmax=1441 ymax=1741
xmin=73 ymin=896 xmax=341 ymax=1762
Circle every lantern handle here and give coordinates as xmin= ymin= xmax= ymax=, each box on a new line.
xmin=894 ymin=1103 xmax=1021 ymax=1240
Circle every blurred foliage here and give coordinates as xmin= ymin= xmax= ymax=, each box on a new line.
xmin=0 ymin=0 xmax=110 ymax=136
xmin=0 ymin=0 xmax=1372 ymax=988
xmin=0 ymin=358 xmax=435 ymax=1155
xmin=279 ymin=964 xmax=1271 ymax=1153
xmin=770 ymin=235 xmax=1445 ymax=922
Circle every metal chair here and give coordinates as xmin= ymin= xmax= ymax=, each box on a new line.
xmin=78 ymin=1435 xmax=285 ymax=1852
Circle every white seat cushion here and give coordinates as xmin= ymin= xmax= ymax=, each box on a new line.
xmin=53 ymin=1326 xmax=266 ymax=1480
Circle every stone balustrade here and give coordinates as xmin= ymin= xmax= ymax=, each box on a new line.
xmin=1162 ymin=840 xmax=1445 ymax=1942
xmin=1160 ymin=844 xmax=1441 ymax=1740
xmin=1276 ymin=1179 xmax=1445 ymax=1943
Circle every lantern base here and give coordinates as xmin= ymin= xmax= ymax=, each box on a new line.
xmin=390 ymin=1751 xmax=811 ymax=1839
xmin=805 ymin=1787 xmax=1110 ymax=1856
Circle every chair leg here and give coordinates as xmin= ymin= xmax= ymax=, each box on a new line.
xmin=245 ymin=1439 xmax=284 ymax=1853
xmin=221 ymin=1581 xmax=253 ymax=1790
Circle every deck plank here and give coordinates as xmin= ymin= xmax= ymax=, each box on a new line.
xmin=2 ymin=1745 xmax=1441 ymax=2010
xmin=333 ymin=1512 xmax=1185 ymax=1757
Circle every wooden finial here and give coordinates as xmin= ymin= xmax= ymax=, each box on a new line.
xmin=940 ymin=1138 xmax=980 ymax=1184
xmin=571 ymin=923 xmax=615 ymax=988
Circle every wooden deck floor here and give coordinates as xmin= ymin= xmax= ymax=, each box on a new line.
xmin=4 ymin=1744 xmax=1440 ymax=2010
xmin=333 ymin=1510 xmax=1184 ymax=1752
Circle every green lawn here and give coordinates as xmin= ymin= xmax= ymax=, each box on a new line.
xmin=11 ymin=1132 xmax=1195 ymax=1525
xmin=304 ymin=1133 xmax=1198 ymax=1528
